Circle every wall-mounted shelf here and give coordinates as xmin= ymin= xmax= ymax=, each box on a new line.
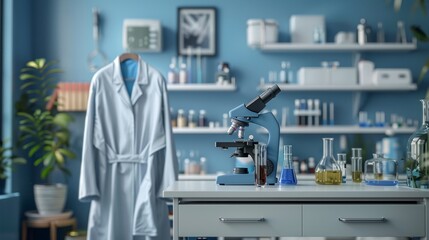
xmin=173 ymin=127 xmax=227 ymax=134
xmin=257 ymin=41 xmax=417 ymax=52
xmin=259 ymin=83 xmax=417 ymax=91
xmin=268 ymin=126 xmax=416 ymax=134
xmin=167 ymin=82 xmax=236 ymax=92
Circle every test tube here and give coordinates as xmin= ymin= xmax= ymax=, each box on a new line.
xmin=314 ymin=99 xmax=320 ymax=126
xmin=300 ymin=99 xmax=307 ymax=126
xmin=337 ymin=153 xmax=347 ymax=183
xmin=329 ymin=102 xmax=335 ymax=126
xmin=307 ymin=99 xmax=313 ymax=126
xmin=359 ymin=111 xmax=368 ymax=127
xmin=322 ymin=102 xmax=328 ymax=126
xmin=351 ymin=148 xmax=363 ymax=183
xmin=281 ymin=107 xmax=288 ymax=128
xmin=295 ymin=99 xmax=300 ymax=126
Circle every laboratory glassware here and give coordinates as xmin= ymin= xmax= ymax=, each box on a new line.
xmin=315 ymin=138 xmax=342 ymax=185
xmin=407 ymin=99 xmax=429 ymax=188
xmin=337 ymin=153 xmax=347 ymax=183
xmin=87 ymin=8 xmax=108 ymax=72
xmin=177 ymin=109 xmax=187 ymax=128
xmin=377 ymin=22 xmax=385 ymax=43
xmin=359 ymin=111 xmax=368 ymax=127
xmin=199 ymin=110 xmax=207 ymax=127
xmin=188 ymin=109 xmax=196 ymax=128
xmin=351 ymin=148 xmax=363 ymax=183
xmin=279 ymin=145 xmax=297 ymax=185
xmin=168 ymin=57 xmax=178 ymax=84
xmin=396 ymin=21 xmax=407 ymax=43
xmin=364 ymin=153 xmax=398 ymax=186
xmin=170 ymin=108 xmax=177 ymax=127
xmin=255 ymin=143 xmax=267 ymax=187
xmin=279 ymin=61 xmax=290 ymax=83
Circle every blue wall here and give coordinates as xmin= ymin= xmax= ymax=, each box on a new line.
xmin=11 ymin=0 xmax=429 ymax=229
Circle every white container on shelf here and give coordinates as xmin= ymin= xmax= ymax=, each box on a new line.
xmin=298 ymin=67 xmax=330 ymax=85
xmin=373 ymin=68 xmax=412 ymax=85
xmin=247 ymin=19 xmax=278 ymax=47
xmin=331 ymin=67 xmax=357 ymax=85
xmin=358 ymin=60 xmax=375 ymax=85
xmin=290 ymin=15 xmax=325 ymax=43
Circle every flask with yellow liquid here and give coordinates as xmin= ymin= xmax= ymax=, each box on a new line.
xmin=315 ymin=138 xmax=342 ymax=185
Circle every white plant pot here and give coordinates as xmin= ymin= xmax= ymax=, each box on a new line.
xmin=34 ymin=184 xmax=67 ymax=215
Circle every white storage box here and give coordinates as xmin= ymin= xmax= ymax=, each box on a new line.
xmin=298 ymin=67 xmax=330 ymax=85
xmin=372 ymin=69 xmax=412 ymax=85
xmin=331 ymin=67 xmax=357 ymax=85
xmin=290 ymin=15 xmax=325 ymax=43
xmin=247 ymin=19 xmax=278 ymax=47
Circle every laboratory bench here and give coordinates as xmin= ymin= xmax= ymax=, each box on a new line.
xmin=163 ymin=181 xmax=429 ymax=240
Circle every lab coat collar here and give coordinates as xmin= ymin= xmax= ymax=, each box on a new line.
xmin=112 ymin=56 xmax=149 ymax=107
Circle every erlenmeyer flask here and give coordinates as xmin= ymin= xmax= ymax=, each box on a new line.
xmin=406 ymin=99 xmax=429 ymax=188
xmin=315 ymin=138 xmax=342 ymax=185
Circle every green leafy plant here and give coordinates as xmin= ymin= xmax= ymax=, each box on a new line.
xmin=392 ymin=0 xmax=429 ymax=91
xmin=17 ymin=58 xmax=76 ymax=181
xmin=0 ymin=140 xmax=26 ymax=180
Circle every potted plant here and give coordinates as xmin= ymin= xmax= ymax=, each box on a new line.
xmin=0 ymin=140 xmax=26 ymax=194
xmin=17 ymin=58 xmax=76 ymax=215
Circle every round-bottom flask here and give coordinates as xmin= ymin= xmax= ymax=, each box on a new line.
xmin=315 ymin=138 xmax=342 ymax=185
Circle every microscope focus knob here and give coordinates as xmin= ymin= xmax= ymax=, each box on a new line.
xmin=249 ymin=135 xmax=254 ymax=140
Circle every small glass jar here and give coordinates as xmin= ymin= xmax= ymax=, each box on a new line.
xmin=364 ymin=153 xmax=398 ymax=186
xmin=177 ymin=109 xmax=187 ymax=128
xmin=188 ymin=109 xmax=197 ymax=128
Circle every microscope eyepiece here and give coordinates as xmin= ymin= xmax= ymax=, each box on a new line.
xmin=245 ymin=84 xmax=281 ymax=113
xmin=260 ymin=84 xmax=281 ymax=104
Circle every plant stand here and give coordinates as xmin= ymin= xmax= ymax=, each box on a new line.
xmin=21 ymin=218 xmax=76 ymax=240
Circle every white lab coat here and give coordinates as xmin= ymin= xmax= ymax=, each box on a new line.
xmin=79 ymin=56 xmax=178 ymax=240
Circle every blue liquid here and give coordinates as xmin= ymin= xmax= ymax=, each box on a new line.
xmin=280 ymin=168 xmax=297 ymax=185
xmin=365 ymin=180 xmax=398 ymax=186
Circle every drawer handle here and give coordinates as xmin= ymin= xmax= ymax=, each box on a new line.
xmin=338 ymin=217 xmax=387 ymax=223
xmin=219 ymin=217 xmax=265 ymax=223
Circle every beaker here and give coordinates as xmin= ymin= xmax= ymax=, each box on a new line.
xmin=337 ymin=153 xmax=347 ymax=183
xmin=315 ymin=138 xmax=342 ymax=185
xmin=351 ymin=148 xmax=363 ymax=183
xmin=364 ymin=153 xmax=398 ymax=186
xmin=279 ymin=145 xmax=297 ymax=185
xmin=255 ymin=143 xmax=267 ymax=187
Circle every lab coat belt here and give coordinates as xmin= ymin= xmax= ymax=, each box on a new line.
xmin=107 ymin=154 xmax=148 ymax=164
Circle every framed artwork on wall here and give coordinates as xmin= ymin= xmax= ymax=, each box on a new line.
xmin=177 ymin=7 xmax=217 ymax=56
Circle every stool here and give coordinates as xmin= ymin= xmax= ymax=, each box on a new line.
xmin=22 ymin=218 xmax=77 ymax=240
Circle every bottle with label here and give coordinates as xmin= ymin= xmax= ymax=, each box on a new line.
xmin=188 ymin=109 xmax=196 ymax=128
xmin=308 ymin=157 xmax=316 ymax=173
xmin=167 ymin=57 xmax=178 ymax=84
xmin=179 ymin=62 xmax=188 ymax=84
xmin=315 ymin=138 xmax=342 ymax=185
xmin=177 ymin=109 xmax=187 ymax=128
xmin=279 ymin=61 xmax=290 ymax=83
xmin=199 ymin=110 xmax=207 ymax=127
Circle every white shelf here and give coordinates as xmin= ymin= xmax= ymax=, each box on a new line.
xmin=259 ymin=83 xmax=417 ymax=91
xmin=167 ymin=83 xmax=236 ymax=91
xmin=258 ymin=41 xmax=417 ymax=52
xmin=274 ymin=126 xmax=416 ymax=134
xmin=173 ymin=127 xmax=227 ymax=134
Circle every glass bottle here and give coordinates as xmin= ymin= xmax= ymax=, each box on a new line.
xmin=177 ymin=109 xmax=187 ymax=128
xmin=364 ymin=153 xmax=398 ymax=186
xmin=407 ymin=99 xmax=429 ymax=188
xmin=188 ymin=109 xmax=196 ymax=128
xmin=279 ymin=145 xmax=297 ymax=185
xmin=199 ymin=110 xmax=207 ymax=127
xmin=315 ymin=138 xmax=342 ymax=185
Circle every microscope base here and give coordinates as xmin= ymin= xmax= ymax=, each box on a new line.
xmin=216 ymin=174 xmax=277 ymax=185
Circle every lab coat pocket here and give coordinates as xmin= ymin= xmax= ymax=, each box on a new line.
xmin=133 ymin=176 xmax=158 ymax=236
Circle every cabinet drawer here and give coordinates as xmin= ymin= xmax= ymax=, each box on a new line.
xmin=178 ymin=204 xmax=302 ymax=237
xmin=303 ymin=204 xmax=425 ymax=237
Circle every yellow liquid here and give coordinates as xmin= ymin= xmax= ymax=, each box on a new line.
xmin=352 ymin=171 xmax=362 ymax=183
xmin=374 ymin=173 xmax=383 ymax=180
xmin=315 ymin=170 xmax=342 ymax=185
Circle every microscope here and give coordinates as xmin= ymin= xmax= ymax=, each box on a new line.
xmin=215 ymin=84 xmax=281 ymax=185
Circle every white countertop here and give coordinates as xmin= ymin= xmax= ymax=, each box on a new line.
xmin=163 ymin=180 xmax=429 ymax=199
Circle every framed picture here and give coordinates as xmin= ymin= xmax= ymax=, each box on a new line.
xmin=177 ymin=7 xmax=216 ymax=56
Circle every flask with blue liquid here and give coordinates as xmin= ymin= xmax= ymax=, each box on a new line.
xmin=280 ymin=145 xmax=297 ymax=185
